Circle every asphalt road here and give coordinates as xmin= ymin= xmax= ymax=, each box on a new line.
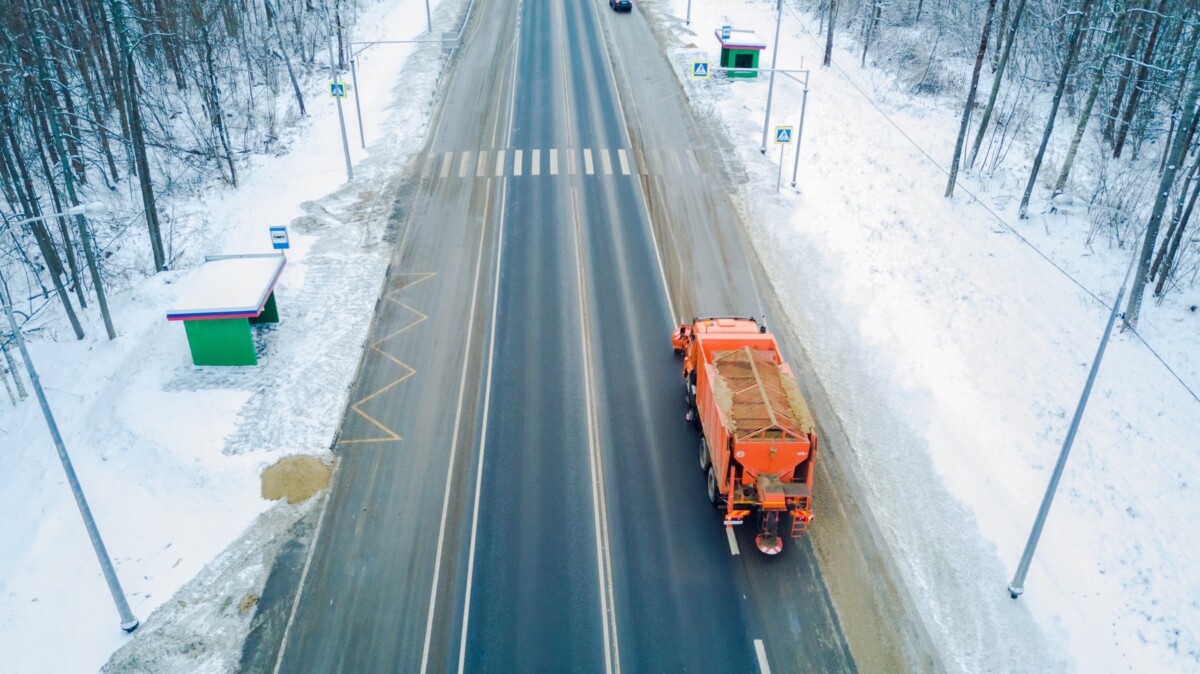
xmin=262 ymin=0 xmax=858 ymax=672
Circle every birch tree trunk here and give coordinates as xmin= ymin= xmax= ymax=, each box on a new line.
xmin=266 ymin=0 xmax=307 ymax=115
xmin=1054 ymin=3 xmax=1127 ymax=195
xmin=946 ymin=0 xmax=998 ymax=197
xmin=1018 ymin=0 xmax=1094 ymax=219
xmin=824 ymin=0 xmax=836 ymax=67
xmin=1 ymin=336 xmax=27 ymax=401
xmin=967 ymin=0 xmax=1028 ymax=169
xmin=1124 ymin=58 xmax=1200 ymax=328
xmin=1112 ymin=0 xmax=1167 ymax=159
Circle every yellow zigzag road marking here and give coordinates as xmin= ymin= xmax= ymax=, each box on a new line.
xmin=340 ymin=272 xmax=435 ymax=444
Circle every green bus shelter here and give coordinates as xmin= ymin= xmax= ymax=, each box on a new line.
xmin=167 ymin=253 xmax=286 ymax=366
xmin=714 ymin=28 xmax=767 ymax=78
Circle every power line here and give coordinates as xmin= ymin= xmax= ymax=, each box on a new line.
xmin=788 ymin=5 xmax=1200 ymax=405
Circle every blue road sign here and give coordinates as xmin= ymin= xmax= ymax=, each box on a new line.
xmin=329 ymin=82 xmax=347 ymax=98
xmin=269 ymin=226 xmax=290 ymax=250
xmin=692 ymin=61 xmax=710 ymax=79
xmin=775 ymin=126 xmax=794 ymax=144
xmin=721 ymin=24 xmax=732 ymax=40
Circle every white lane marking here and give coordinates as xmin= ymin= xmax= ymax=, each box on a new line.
xmin=420 ymin=180 xmax=496 ymax=674
xmin=427 ymin=9 xmax=523 ymax=670
xmin=617 ymin=149 xmax=630 ymax=175
xmin=599 ymin=149 xmax=613 ymax=175
xmin=440 ymin=151 xmax=453 ymax=178
xmin=457 ymin=182 xmax=508 ymax=674
xmin=586 ymin=0 xmax=677 ymax=326
xmin=272 ymin=463 xmax=341 ymax=674
xmin=726 ymin=526 xmax=740 ymax=556
xmin=550 ymin=148 xmax=559 ymax=175
xmin=568 ymin=183 xmax=619 ymax=674
xmin=584 ymin=148 xmax=594 ymax=175
xmin=754 ymin=639 xmax=771 ymax=674
xmin=514 ymin=149 xmax=523 ymax=176
xmin=687 ymin=149 xmax=701 ymax=174
xmin=476 ymin=150 xmax=488 ymax=177
xmin=454 ymin=5 xmax=523 ymax=670
xmin=532 ymin=148 xmax=541 ymax=176
xmin=495 ymin=149 xmax=506 ymax=176
xmin=568 ymin=150 xmax=577 ymax=175
xmin=422 ymin=154 xmax=435 ymax=179
xmin=459 ymin=151 xmax=472 ymax=178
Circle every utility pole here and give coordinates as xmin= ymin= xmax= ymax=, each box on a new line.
xmin=350 ymin=57 xmax=366 ymax=148
xmin=0 ymin=255 xmax=138 ymax=633
xmin=686 ymin=0 xmax=692 ymax=25
xmin=791 ymin=71 xmax=810 ymax=187
xmin=1008 ymin=239 xmax=1141 ymax=599
xmin=761 ymin=0 xmax=784 ymax=154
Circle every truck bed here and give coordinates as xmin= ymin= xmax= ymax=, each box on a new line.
xmin=711 ymin=346 xmax=815 ymax=438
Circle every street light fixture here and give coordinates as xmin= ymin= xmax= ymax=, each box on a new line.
xmin=67 ymin=202 xmax=108 ymax=219
xmin=0 ymin=206 xmax=139 ymax=634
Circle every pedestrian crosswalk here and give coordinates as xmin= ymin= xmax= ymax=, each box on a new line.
xmin=419 ymin=147 xmax=712 ymax=180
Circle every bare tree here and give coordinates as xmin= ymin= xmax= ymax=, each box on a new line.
xmin=1054 ymin=2 xmax=1128 ymax=195
xmin=967 ymin=0 xmax=1029 ymax=169
xmin=1125 ymin=56 xmax=1200 ymax=327
xmin=824 ymin=0 xmax=837 ymax=67
xmin=946 ymin=0 xmax=999 ymax=197
xmin=1112 ymin=0 xmax=1168 ymax=158
xmin=1018 ymin=0 xmax=1095 ymax=219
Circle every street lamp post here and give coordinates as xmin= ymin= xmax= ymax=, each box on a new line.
xmin=0 ymin=204 xmax=138 ymax=633
xmin=790 ymin=71 xmax=810 ymax=188
xmin=1008 ymin=237 xmax=1142 ymax=599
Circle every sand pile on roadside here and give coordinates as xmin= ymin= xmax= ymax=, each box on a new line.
xmin=261 ymin=455 xmax=333 ymax=504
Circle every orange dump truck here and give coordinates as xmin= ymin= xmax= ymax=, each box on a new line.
xmin=672 ymin=317 xmax=817 ymax=555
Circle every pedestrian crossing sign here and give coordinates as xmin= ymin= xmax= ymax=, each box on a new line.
xmin=330 ymin=82 xmax=347 ymax=98
xmin=775 ymin=126 xmax=793 ymax=144
xmin=692 ymin=61 xmax=710 ymax=79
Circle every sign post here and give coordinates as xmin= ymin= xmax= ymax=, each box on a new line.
xmin=330 ymin=79 xmax=353 ymax=181
xmin=774 ymin=125 xmax=792 ymax=193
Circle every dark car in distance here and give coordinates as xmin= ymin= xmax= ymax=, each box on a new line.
xmin=610 ymin=0 xmax=632 ymax=11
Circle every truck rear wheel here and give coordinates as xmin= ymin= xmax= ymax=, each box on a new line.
xmin=706 ymin=466 xmax=719 ymax=506
xmin=700 ymin=437 xmax=711 ymax=472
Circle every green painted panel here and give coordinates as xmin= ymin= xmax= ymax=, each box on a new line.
xmin=250 ymin=292 xmax=279 ymax=324
xmin=729 ymin=49 xmax=759 ymax=78
xmin=183 ymin=318 xmax=257 ymax=366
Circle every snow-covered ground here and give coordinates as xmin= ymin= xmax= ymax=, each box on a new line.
xmin=0 ymin=0 xmax=457 ymax=670
xmin=648 ymin=0 xmax=1199 ymax=671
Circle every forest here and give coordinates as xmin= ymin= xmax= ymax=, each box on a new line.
xmin=1 ymin=0 xmax=1198 ymax=400
xmin=0 ymin=0 xmax=358 ymax=401
xmin=808 ymin=0 xmax=1199 ymax=326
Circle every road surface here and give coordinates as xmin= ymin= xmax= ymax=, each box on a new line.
xmin=260 ymin=0 xmax=858 ymax=671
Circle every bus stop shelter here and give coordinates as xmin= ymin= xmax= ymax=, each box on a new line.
xmin=166 ymin=253 xmax=286 ymax=366
xmin=714 ymin=28 xmax=766 ymax=78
